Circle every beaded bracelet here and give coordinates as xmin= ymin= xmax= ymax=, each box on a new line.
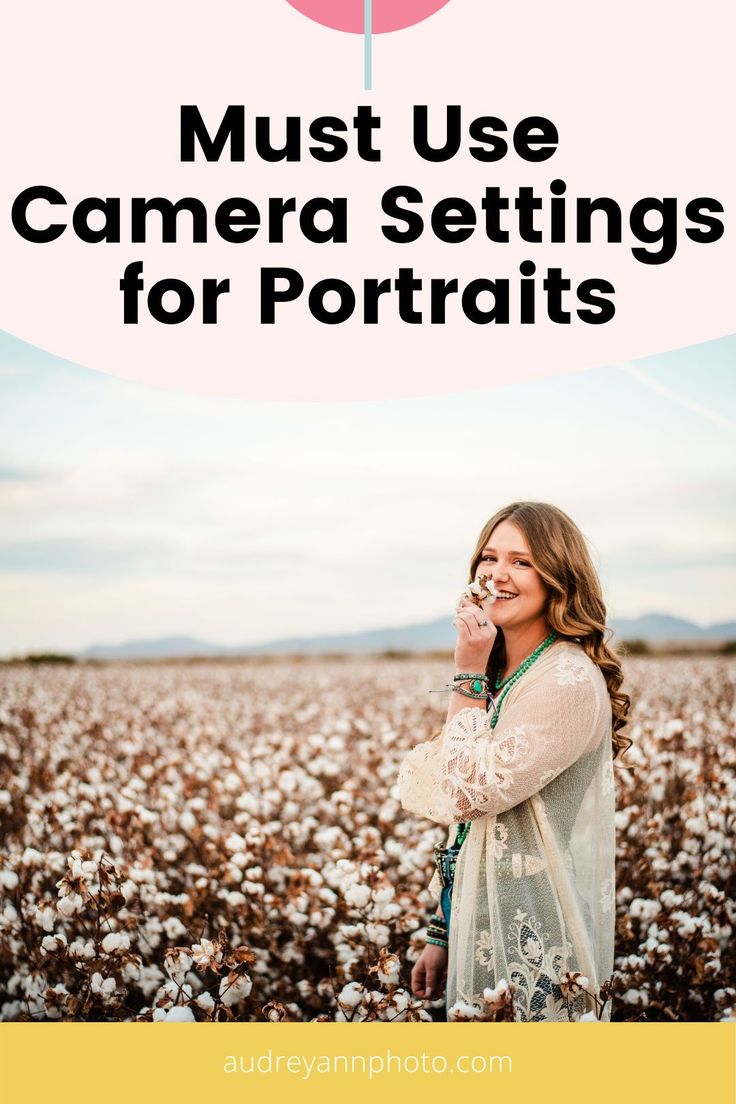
xmin=427 ymin=927 xmax=448 ymax=942
xmin=429 ymin=682 xmax=487 ymax=698
xmin=427 ymin=913 xmax=447 ymax=933
xmin=426 ymin=934 xmax=448 ymax=950
xmin=426 ymin=917 xmax=449 ymax=948
xmin=454 ymin=672 xmax=490 ymax=695
xmin=451 ymin=684 xmax=490 ymax=700
xmin=426 ymin=911 xmax=448 ymax=948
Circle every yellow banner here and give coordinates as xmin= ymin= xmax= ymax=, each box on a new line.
xmin=1 ymin=1023 xmax=734 ymax=1104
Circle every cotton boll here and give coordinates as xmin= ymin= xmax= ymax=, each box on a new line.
xmin=101 ymin=932 xmax=130 ymax=954
xmin=366 ymin=923 xmax=390 ymax=947
xmin=344 ymin=884 xmax=371 ymax=909
xmin=376 ymin=954 xmax=401 ymax=986
xmin=41 ymin=934 xmax=67 ymax=954
xmin=224 ymin=772 xmax=242 ymax=793
xmin=69 ymin=939 xmax=95 ymax=960
xmin=622 ymin=989 xmax=649 ymax=1007
xmin=337 ymin=982 xmax=365 ymax=1010
xmin=484 ymin=978 xmax=509 ymax=1000
xmin=165 ymin=1005 xmax=196 ymax=1022
xmin=162 ymin=917 xmax=187 ymax=940
xmin=191 ymin=939 xmax=222 ymax=968
xmin=448 ymin=999 xmax=481 ymax=1021
xmin=57 ymin=893 xmax=84 ymax=918
xmin=164 ymin=949 xmax=193 ymax=980
xmin=120 ymin=879 xmax=138 ymax=903
xmin=374 ymin=902 xmax=401 ymax=921
xmin=219 ymin=973 xmax=253 ymax=1007
xmin=137 ymin=965 xmax=166 ymax=999
xmin=243 ymin=880 xmax=264 ymax=898
xmin=629 ymin=898 xmax=660 ymax=922
xmin=0 ymin=904 xmax=18 ymax=928
xmin=35 ymin=906 xmax=56 ymax=932
xmin=90 ymin=973 xmax=117 ymax=1000
xmin=123 ymin=961 xmax=142 ymax=982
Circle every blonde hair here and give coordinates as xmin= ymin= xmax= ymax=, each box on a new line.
xmin=471 ymin=502 xmax=631 ymax=760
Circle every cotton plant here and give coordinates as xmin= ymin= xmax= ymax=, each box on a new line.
xmin=143 ymin=932 xmax=259 ymax=1022
xmin=448 ymin=980 xmax=518 ymax=1023
xmin=447 ymin=975 xmax=611 ymax=1023
xmin=0 ymin=655 xmax=733 ymax=1021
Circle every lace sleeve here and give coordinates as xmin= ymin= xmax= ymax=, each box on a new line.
xmin=398 ymin=657 xmax=604 ymax=824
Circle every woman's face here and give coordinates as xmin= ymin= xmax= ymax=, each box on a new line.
xmin=475 ymin=519 xmax=549 ymax=633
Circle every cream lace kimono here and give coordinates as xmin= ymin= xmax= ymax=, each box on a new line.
xmin=398 ymin=641 xmax=616 ymax=1022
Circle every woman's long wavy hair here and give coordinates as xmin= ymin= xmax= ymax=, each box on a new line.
xmin=471 ymin=502 xmax=632 ymax=761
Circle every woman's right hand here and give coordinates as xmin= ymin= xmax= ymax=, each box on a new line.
xmin=453 ymin=595 xmax=497 ymax=673
xmin=411 ymin=943 xmax=448 ymax=1001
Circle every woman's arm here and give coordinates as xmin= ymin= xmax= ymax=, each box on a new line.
xmin=440 ymin=669 xmax=603 ymax=820
xmin=443 ymin=593 xmax=496 ymax=726
xmin=398 ymin=659 xmax=604 ymax=824
xmin=411 ymin=943 xmax=448 ymax=1001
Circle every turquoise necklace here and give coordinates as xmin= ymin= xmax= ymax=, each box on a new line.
xmin=454 ymin=630 xmax=557 ymax=848
xmin=492 ymin=629 xmax=558 ymax=710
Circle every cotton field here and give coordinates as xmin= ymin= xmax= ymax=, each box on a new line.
xmin=0 ymin=655 xmax=733 ymax=1022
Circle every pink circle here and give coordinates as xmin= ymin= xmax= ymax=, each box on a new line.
xmin=286 ymin=0 xmax=452 ymax=34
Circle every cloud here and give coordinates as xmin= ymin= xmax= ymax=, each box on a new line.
xmin=0 ymin=361 xmax=27 ymax=380
xmin=1 ymin=334 xmax=735 ymax=650
xmin=0 ymin=533 xmax=320 ymax=579
xmin=0 ymin=454 xmax=169 ymax=513
xmin=0 ymin=466 xmax=40 ymax=482
xmin=0 ymin=537 xmax=172 ymax=575
xmin=604 ymin=545 xmax=736 ymax=574
xmin=617 ymin=362 xmax=736 ymax=432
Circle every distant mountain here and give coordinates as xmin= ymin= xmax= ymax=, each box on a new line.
xmin=81 ymin=621 xmax=454 ymax=659
xmin=708 ymin=621 xmax=736 ymax=637
xmin=611 ymin=613 xmax=736 ymax=641
xmin=81 ymin=635 xmax=226 ymax=660
xmin=80 ymin=612 xmax=736 ymax=659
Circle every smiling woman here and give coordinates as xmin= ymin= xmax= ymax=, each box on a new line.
xmin=398 ymin=501 xmax=631 ymax=1021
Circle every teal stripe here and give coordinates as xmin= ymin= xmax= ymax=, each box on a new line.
xmin=364 ymin=0 xmax=372 ymax=90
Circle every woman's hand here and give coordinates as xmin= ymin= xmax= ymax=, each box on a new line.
xmin=453 ymin=594 xmax=498 ymax=671
xmin=411 ymin=943 xmax=448 ymax=1001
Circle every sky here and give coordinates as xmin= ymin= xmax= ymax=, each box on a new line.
xmin=0 ymin=331 xmax=734 ymax=655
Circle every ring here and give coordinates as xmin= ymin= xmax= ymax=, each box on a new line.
xmin=478 ymin=620 xmax=490 ymax=627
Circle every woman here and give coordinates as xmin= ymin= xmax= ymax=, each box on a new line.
xmin=398 ymin=502 xmax=630 ymax=1021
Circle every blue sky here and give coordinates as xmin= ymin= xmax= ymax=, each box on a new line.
xmin=0 ymin=331 xmax=734 ymax=654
